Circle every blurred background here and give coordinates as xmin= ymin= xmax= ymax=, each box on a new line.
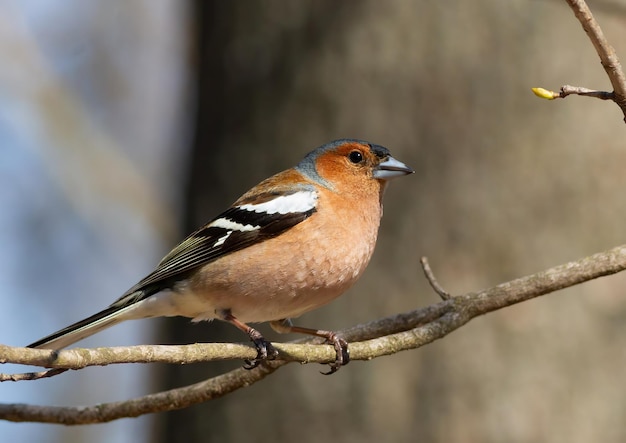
xmin=2 ymin=1 xmax=626 ymax=442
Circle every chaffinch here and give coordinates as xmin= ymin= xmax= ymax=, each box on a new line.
xmin=28 ymin=139 xmax=413 ymax=372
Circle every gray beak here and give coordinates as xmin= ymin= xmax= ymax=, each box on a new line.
xmin=373 ymin=156 xmax=414 ymax=180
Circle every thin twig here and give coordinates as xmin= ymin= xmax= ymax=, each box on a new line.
xmin=532 ymin=85 xmax=614 ymax=100
xmin=0 ymin=368 xmax=68 ymax=382
xmin=559 ymin=85 xmax=614 ymax=100
xmin=420 ymin=257 xmax=451 ymax=300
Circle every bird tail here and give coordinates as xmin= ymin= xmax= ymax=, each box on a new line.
xmin=27 ymin=304 xmax=135 ymax=350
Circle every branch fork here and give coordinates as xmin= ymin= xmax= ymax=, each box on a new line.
xmin=532 ymin=0 xmax=626 ymax=122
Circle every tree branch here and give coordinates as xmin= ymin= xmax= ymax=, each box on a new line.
xmin=532 ymin=0 xmax=626 ymax=121
xmin=2 ymin=244 xmax=626 ymax=424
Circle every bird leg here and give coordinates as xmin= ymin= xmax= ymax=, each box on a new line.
xmin=270 ymin=318 xmax=350 ymax=374
xmin=219 ymin=310 xmax=278 ymax=369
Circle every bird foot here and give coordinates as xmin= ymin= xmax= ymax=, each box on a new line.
xmin=320 ymin=333 xmax=350 ymax=375
xmin=243 ymin=329 xmax=279 ymax=370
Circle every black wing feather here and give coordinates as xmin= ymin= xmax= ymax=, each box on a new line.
xmin=110 ymin=204 xmax=316 ymax=308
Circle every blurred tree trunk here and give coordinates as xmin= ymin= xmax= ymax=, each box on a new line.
xmin=154 ymin=2 xmax=355 ymax=441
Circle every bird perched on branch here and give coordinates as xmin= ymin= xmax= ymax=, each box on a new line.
xmin=28 ymin=139 xmax=413 ymax=373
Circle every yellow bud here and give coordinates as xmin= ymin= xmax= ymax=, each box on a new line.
xmin=531 ymin=87 xmax=558 ymax=100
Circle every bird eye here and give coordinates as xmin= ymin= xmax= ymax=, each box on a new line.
xmin=348 ymin=150 xmax=363 ymax=164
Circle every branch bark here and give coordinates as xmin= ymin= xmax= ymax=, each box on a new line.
xmin=2 ymin=244 xmax=626 ymax=424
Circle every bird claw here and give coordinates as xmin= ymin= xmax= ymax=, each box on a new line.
xmin=243 ymin=336 xmax=278 ymax=370
xmin=320 ymin=335 xmax=350 ymax=375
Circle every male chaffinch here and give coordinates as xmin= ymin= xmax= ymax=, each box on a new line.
xmin=28 ymin=139 xmax=413 ymax=372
